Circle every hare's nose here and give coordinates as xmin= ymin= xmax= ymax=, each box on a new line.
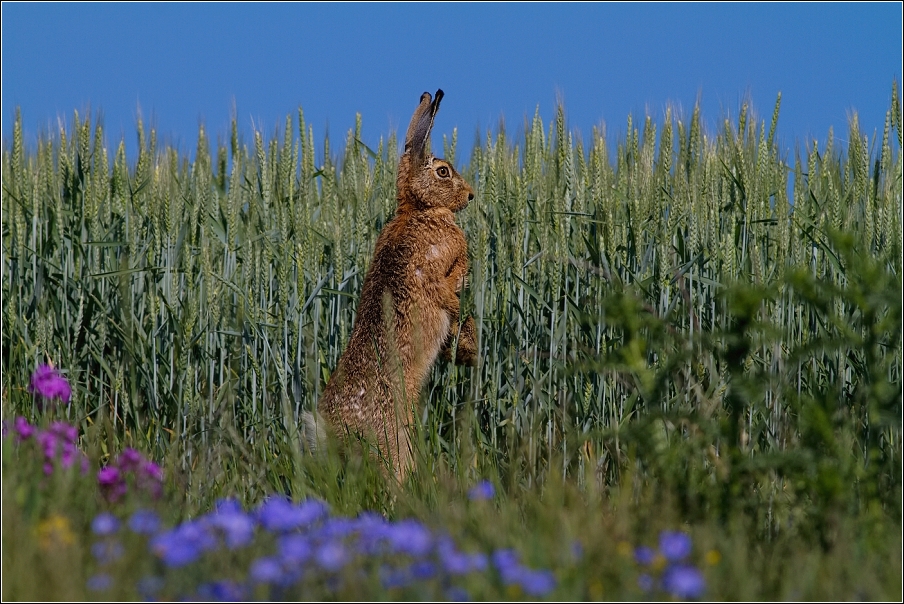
xmin=468 ymin=192 xmax=474 ymax=201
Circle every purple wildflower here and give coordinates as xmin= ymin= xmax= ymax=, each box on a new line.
xmin=47 ymin=421 xmax=78 ymax=442
xmin=29 ymin=364 xmax=72 ymax=405
xmin=659 ymin=530 xmax=693 ymax=562
xmin=117 ymin=447 xmax=143 ymax=471
xmin=662 ymin=564 xmax=706 ymax=599
xmin=638 ymin=573 xmax=655 ymax=592
xmin=13 ymin=417 xmax=35 ymax=440
xmin=31 ymin=421 xmax=87 ymax=475
xmin=468 ymin=480 xmax=495 ymax=501
xmin=98 ymin=449 xmax=163 ymax=502
xmin=98 ymin=466 xmax=127 ymax=502
xmin=141 ymin=459 xmax=163 ymax=480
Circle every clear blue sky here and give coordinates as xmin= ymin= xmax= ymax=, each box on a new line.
xmin=2 ymin=2 xmax=902 ymax=163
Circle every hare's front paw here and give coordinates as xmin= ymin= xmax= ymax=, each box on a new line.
xmin=446 ymin=257 xmax=468 ymax=293
xmin=441 ymin=316 xmax=478 ymax=367
xmin=455 ymin=316 xmax=478 ymax=366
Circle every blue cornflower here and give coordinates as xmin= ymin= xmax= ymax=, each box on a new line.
xmin=659 ymin=530 xmax=692 ymax=562
xmin=196 ymin=579 xmax=248 ymax=601
xmin=279 ymin=534 xmax=313 ymax=563
xmin=249 ymin=556 xmax=284 ymax=584
xmin=445 ymin=586 xmax=471 ymax=601
xmin=492 ymin=549 xmax=525 ymax=585
xmin=634 ymin=545 xmax=655 ymax=565
xmin=136 ymin=576 xmax=164 ymax=600
xmin=385 ymin=519 xmax=433 ymax=557
xmin=317 ymin=517 xmax=357 ymax=540
xmin=151 ymin=532 xmax=200 ymax=567
xmin=86 ymin=573 xmax=112 ymax=591
xmin=409 ymin=560 xmax=437 ymax=580
xmin=571 ymin=540 xmax=584 ymax=560
xmin=439 ymin=544 xmax=488 ymax=575
xmin=638 ymin=572 xmax=655 ymax=592
xmin=214 ymin=498 xmax=244 ymax=515
xmin=518 ymin=569 xmax=557 ymax=597
xmin=128 ymin=509 xmax=161 ymax=534
xmin=209 ymin=508 xmax=256 ymax=549
xmin=380 ymin=565 xmax=411 ymax=589
xmin=491 ymin=548 xmax=520 ymax=568
xmin=257 ymin=496 xmax=329 ymax=532
xmin=356 ymin=510 xmax=387 ymax=526
xmin=315 ymin=540 xmax=349 ymax=572
xmin=151 ymin=521 xmax=215 ymax=567
xmin=662 ymin=564 xmax=706 ymax=599
xmin=468 ymin=480 xmax=495 ymax=501
xmin=354 ymin=513 xmax=389 ymax=553
xmin=91 ymin=540 xmax=124 ymax=564
xmin=91 ymin=512 xmax=120 ymax=536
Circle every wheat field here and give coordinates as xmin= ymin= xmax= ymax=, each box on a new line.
xmin=2 ymin=85 xmax=901 ymax=599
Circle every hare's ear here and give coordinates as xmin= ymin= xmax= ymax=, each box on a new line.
xmin=405 ymin=89 xmax=444 ymax=161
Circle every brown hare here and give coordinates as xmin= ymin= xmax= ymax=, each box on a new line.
xmin=309 ymin=89 xmax=477 ymax=481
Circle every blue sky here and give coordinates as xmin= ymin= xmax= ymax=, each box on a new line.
xmin=2 ymin=2 xmax=902 ymax=163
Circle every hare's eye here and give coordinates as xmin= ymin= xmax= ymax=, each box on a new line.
xmin=436 ymin=166 xmax=450 ymax=178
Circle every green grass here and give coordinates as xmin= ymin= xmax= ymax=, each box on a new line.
xmin=2 ymin=82 xmax=902 ymax=600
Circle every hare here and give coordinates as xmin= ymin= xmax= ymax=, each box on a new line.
xmin=311 ymin=89 xmax=477 ymax=481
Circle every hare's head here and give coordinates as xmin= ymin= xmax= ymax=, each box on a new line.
xmin=397 ymin=89 xmax=473 ymax=213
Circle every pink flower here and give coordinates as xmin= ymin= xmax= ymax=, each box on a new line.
xmin=28 ymin=364 xmax=72 ymax=405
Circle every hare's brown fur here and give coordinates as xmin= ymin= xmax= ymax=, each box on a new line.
xmin=317 ymin=90 xmax=477 ymax=480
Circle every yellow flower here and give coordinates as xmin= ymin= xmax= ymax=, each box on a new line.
xmin=705 ymin=549 xmax=722 ymax=565
xmin=589 ymin=579 xmax=604 ymax=600
xmin=36 ymin=514 xmax=75 ymax=550
xmin=616 ymin=540 xmax=632 ymax=557
xmin=652 ymin=553 xmax=667 ymax=571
